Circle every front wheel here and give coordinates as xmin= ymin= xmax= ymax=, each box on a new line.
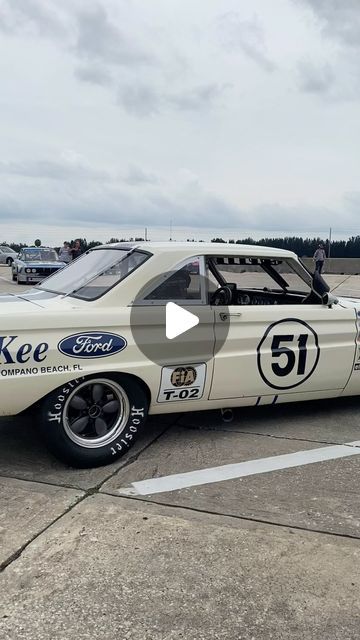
xmin=6 ymin=257 xmax=13 ymax=266
xmin=40 ymin=376 xmax=148 ymax=468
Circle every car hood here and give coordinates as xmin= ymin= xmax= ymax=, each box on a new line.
xmin=0 ymin=289 xmax=59 ymax=315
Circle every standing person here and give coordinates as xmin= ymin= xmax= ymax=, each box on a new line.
xmin=58 ymin=241 xmax=71 ymax=263
xmin=69 ymin=239 xmax=83 ymax=261
xmin=313 ymin=243 xmax=326 ymax=274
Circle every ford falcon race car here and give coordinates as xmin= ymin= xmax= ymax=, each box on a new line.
xmin=11 ymin=246 xmax=66 ymax=284
xmin=0 ymin=241 xmax=359 ymax=468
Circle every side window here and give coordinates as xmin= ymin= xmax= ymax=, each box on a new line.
xmin=215 ymin=257 xmax=279 ymax=290
xmin=144 ymin=259 xmax=202 ymax=303
xmin=207 ymin=255 xmax=312 ymax=305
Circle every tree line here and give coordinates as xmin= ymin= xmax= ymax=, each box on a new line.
xmin=210 ymin=235 xmax=360 ymax=258
xmin=3 ymin=235 xmax=360 ymax=257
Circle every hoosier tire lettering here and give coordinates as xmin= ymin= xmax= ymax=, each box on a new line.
xmin=40 ymin=375 xmax=148 ymax=468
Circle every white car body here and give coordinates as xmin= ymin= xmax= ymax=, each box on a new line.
xmin=0 ymin=241 xmax=359 ymax=467
xmin=0 ymin=245 xmax=17 ymax=265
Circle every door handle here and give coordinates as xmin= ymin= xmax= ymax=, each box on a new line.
xmin=220 ymin=312 xmax=242 ymax=321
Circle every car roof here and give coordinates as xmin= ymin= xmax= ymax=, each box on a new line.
xmin=96 ymin=241 xmax=296 ymax=259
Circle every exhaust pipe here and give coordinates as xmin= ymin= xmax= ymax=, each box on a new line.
xmin=221 ymin=408 xmax=234 ymax=423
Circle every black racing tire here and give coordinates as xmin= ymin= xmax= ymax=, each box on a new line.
xmin=12 ymin=272 xmax=17 ymax=281
xmin=40 ymin=375 xmax=149 ymax=468
xmin=6 ymin=257 xmax=13 ymax=266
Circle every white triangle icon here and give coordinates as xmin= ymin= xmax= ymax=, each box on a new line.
xmin=166 ymin=302 xmax=199 ymax=340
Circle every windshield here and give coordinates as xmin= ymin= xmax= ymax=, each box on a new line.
xmin=21 ymin=248 xmax=58 ymax=262
xmin=37 ymin=248 xmax=150 ymax=300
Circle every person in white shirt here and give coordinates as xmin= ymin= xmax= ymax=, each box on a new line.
xmin=313 ymin=244 xmax=326 ymax=274
xmin=58 ymin=241 xmax=71 ymax=263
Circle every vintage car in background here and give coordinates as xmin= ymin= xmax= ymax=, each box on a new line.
xmin=0 ymin=241 xmax=359 ymax=468
xmin=0 ymin=245 xmax=17 ymax=266
xmin=11 ymin=246 xmax=66 ymax=284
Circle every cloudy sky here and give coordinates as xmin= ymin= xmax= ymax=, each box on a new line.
xmin=1 ymin=0 xmax=360 ymax=245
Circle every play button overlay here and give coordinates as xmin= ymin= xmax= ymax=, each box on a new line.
xmin=166 ymin=302 xmax=199 ymax=340
xmin=130 ymin=269 xmax=230 ymax=366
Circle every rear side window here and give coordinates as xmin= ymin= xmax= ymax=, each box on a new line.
xmin=142 ymin=259 xmax=202 ymax=303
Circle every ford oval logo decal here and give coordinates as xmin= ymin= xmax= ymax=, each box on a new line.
xmin=58 ymin=332 xmax=127 ymax=359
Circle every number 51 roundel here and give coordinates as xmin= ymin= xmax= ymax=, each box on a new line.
xmin=257 ymin=319 xmax=320 ymax=391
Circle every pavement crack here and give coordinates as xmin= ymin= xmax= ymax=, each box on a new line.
xmin=181 ymin=424 xmax=357 ymax=448
xmin=110 ymin=493 xmax=360 ymax=542
xmin=0 ymin=492 xmax=85 ymax=574
xmin=0 ymin=418 xmax=178 ymax=574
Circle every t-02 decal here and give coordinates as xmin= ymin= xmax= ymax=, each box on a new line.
xmin=257 ymin=319 xmax=320 ymax=390
xmin=158 ymin=364 xmax=206 ymax=402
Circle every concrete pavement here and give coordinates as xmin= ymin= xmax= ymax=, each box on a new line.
xmin=0 ymin=265 xmax=360 ymax=639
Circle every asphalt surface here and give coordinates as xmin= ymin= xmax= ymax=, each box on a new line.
xmin=0 ymin=265 xmax=359 ymax=639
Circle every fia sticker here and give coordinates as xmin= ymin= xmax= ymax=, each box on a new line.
xmin=157 ymin=364 xmax=206 ymax=402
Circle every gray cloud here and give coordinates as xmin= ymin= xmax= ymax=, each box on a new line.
xmin=1 ymin=157 xmax=359 ymax=236
xmin=252 ymin=202 xmax=338 ymax=233
xmin=294 ymin=2 xmax=360 ymax=101
xmin=168 ymin=83 xmax=229 ymax=111
xmin=0 ymin=156 xmax=244 ymax=229
xmin=117 ymin=84 xmax=160 ymax=117
xmin=0 ymin=159 xmax=110 ymax=182
xmin=217 ymin=12 xmax=275 ymax=72
xmin=75 ymin=4 xmax=153 ymax=67
xmin=296 ymin=1 xmax=360 ymax=49
xmin=1 ymin=0 xmax=230 ymax=117
xmin=74 ymin=64 xmax=112 ymax=87
xmin=0 ymin=0 xmax=67 ymax=38
xmin=116 ymin=82 xmax=228 ymax=117
xmin=297 ymin=60 xmax=334 ymax=94
xmin=124 ymin=166 xmax=159 ymax=186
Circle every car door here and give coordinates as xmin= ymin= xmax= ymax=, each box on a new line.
xmin=0 ymin=249 xmax=5 ymax=264
xmin=208 ymin=256 xmax=357 ymax=401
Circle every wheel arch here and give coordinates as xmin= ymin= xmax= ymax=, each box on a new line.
xmin=39 ymin=370 xmax=152 ymax=408
xmin=99 ymin=370 xmax=152 ymax=407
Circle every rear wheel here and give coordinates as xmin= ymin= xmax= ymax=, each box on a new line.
xmin=40 ymin=375 xmax=148 ymax=467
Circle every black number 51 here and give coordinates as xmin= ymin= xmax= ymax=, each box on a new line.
xmin=271 ymin=334 xmax=308 ymax=377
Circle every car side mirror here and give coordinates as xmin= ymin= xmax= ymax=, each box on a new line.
xmin=322 ymin=292 xmax=338 ymax=307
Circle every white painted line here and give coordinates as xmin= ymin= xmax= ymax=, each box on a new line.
xmin=120 ymin=440 xmax=360 ymax=496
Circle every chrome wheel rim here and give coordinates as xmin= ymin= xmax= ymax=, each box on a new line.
xmin=63 ymin=379 xmax=130 ymax=448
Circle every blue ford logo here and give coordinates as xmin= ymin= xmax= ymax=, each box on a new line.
xmin=58 ymin=332 xmax=127 ymax=359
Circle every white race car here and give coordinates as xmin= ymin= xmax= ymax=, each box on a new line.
xmin=0 ymin=242 xmax=358 ymax=468
xmin=11 ymin=247 xmax=66 ymax=284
